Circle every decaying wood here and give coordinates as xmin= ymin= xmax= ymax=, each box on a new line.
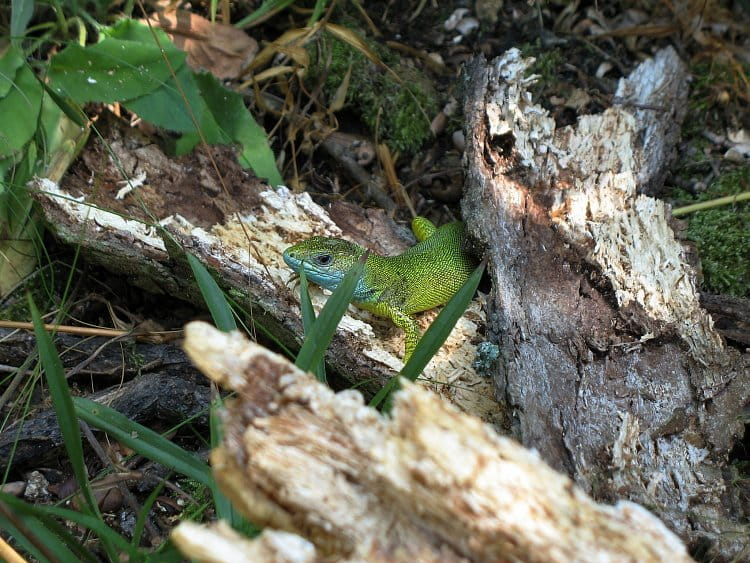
xmin=173 ymin=321 xmax=692 ymax=562
xmin=462 ymin=48 xmax=749 ymax=558
xmin=174 ymin=522 xmax=316 ymax=563
xmin=32 ymin=117 xmax=496 ymax=425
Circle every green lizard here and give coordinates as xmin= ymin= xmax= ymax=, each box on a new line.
xmin=283 ymin=217 xmax=476 ymax=362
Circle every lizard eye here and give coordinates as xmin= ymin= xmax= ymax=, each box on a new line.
xmin=315 ymin=253 xmax=333 ymax=266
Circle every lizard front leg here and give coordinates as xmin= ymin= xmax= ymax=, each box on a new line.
xmin=383 ymin=304 xmax=421 ymax=363
xmin=358 ymin=300 xmax=421 ymax=362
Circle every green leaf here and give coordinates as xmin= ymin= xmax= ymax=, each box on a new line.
xmin=370 ymin=260 xmax=486 ymax=410
xmin=39 ymin=79 xmax=88 ymax=127
xmin=299 ymin=267 xmax=326 ymax=383
xmin=74 ymin=397 xmax=214 ymax=486
xmin=0 ymin=44 xmax=25 ymax=98
xmin=103 ymin=18 xmax=169 ymax=43
xmin=125 ymin=63 xmax=209 ymax=133
xmin=166 ymin=131 xmax=201 ymax=156
xmin=47 ymin=22 xmax=186 ymax=104
xmin=295 ymin=256 xmax=364 ymax=373
xmin=186 ymin=253 xmax=237 ymax=332
xmin=28 ymin=296 xmax=99 ymax=516
xmin=0 ymin=61 xmax=43 ymax=158
xmin=11 ymin=0 xmax=35 ymax=42
xmin=193 ymin=72 xmax=283 ymax=186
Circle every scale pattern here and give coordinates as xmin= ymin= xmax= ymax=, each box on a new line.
xmin=283 ymin=218 xmax=476 ymax=361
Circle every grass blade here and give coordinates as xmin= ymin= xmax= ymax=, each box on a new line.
xmin=0 ymin=497 xmax=90 ymax=563
xmin=0 ymin=493 xmax=139 ymax=560
xmin=368 ymin=376 xmax=398 ymax=411
xmin=369 ymin=260 xmax=485 ymax=410
xmin=186 ymin=253 xmax=259 ymax=533
xmin=131 ymin=477 xmax=166 ymax=549
xmin=294 ymin=255 xmax=365 ymax=373
xmin=73 ymin=397 xmax=212 ymax=486
xmin=186 ymin=252 xmax=236 ymax=332
xmin=28 ymin=295 xmax=99 ymax=518
xmin=299 ymin=267 xmax=326 ymax=383
xmin=400 ymin=261 xmax=485 ymax=381
xmin=144 ymin=540 xmax=185 ymax=562
xmin=235 ymin=0 xmax=295 ymax=28
xmin=308 ymin=0 xmax=329 ymax=25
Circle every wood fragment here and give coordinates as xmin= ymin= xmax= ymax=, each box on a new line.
xmin=175 ymin=321 xmax=692 ymax=562
xmin=461 ymin=48 xmax=749 ymax=559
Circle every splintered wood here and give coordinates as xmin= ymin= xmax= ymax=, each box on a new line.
xmin=173 ymin=321 xmax=691 ymax=563
xmin=461 ymin=48 xmax=749 ymax=559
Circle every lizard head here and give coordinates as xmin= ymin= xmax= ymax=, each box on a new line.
xmin=283 ymin=237 xmax=366 ymax=291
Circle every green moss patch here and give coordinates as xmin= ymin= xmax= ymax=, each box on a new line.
xmin=308 ymin=31 xmax=438 ymax=155
xmin=679 ymin=166 xmax=750 ymax=297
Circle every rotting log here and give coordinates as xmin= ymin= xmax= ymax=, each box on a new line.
xmin=31 ymin=115 xmax=495 ymax=423
xmin=171 ymin=321 xmax=692 ymax=563
xmin=461 ymin=48 xmax=749 ymax=559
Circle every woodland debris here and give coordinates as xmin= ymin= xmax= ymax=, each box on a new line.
xmin=175 ymin=321 xmax=692 ymax=563
xmin=461 ymin=47 xmax=749 ymax=559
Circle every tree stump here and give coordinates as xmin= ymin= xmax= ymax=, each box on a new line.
xmin=461 ymin=48 xmax=749 ymax=558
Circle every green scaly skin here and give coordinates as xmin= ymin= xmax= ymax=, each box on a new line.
xmin=283 ymin=217 xmax=476 ymax=362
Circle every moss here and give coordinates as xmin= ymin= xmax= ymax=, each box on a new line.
xmin=687 ymin=61 xmax=738 ymax=113
xmin=679 ymin=166 xmax=750 ymax=297
xmin=174 ymin=478 xmax=212 ymax=520
xmin=308 ymin=30 xmax=438 ymax=154
xmin=521 ymin=40 xmax=566 ymax=86
xmin=680 ymin=59 xmax=749 ymax=158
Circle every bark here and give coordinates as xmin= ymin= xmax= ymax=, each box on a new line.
xmin=172 ymin=321 xmax=692 ymax=563
xmin=461 ymin=48 xmax=749 ymax=559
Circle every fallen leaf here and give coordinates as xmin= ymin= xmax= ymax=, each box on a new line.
xmin=145 ymin=10 xmax=258 ymax=80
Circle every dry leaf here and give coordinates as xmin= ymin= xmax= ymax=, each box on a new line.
xmin=145 ymin=10 xmax=258 ymax=80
